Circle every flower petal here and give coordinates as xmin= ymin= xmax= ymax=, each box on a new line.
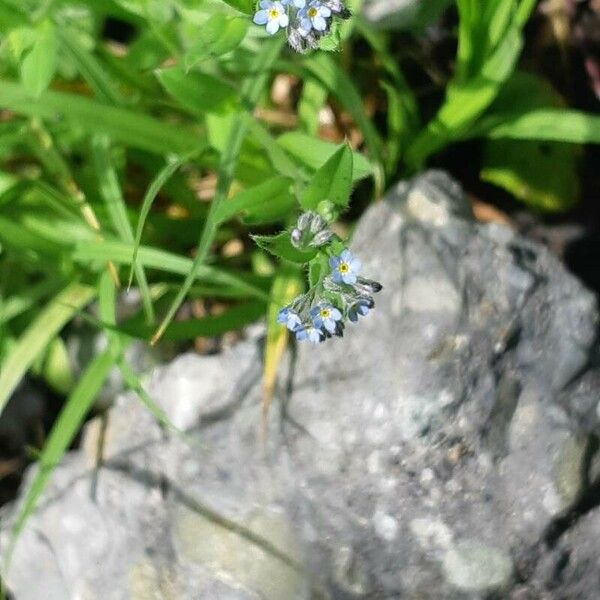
xmin=350 ymin=258 xmax=362 ymax=273
xmin=330 ymin=308 xmax=342 ymax=320
xmin=313 ymin=15 xmax=327 ymax=30
xmin=278 ymin=12 xmax=289 ymax=26
xmin=253 ymin=9 xmax=269 ymax=24
xmin=266 ymin=19 xmax=280 ymax=34
xmin=259 ymin=0 xmax=272 ymax=7
xmin=341 ymin=249 xmax=352 ymax=262
xmin=324 ymin=319 xmax=336 ymax=333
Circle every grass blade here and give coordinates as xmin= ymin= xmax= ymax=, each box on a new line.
xmin=0 ymin=78 xmax=207 ymax=156
xmin=91 ymin=135 xmax=155 ymax=323
xmin=0 ymin=283 xmax=96 ymax=418
xmin=128 ymin=152 xmax=197 ymax=290
xmin=73 ymin=240 xmax=270 ymax=301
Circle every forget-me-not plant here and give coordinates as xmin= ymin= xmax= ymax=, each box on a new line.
xmin=253 ymin=0 xmax=351 ymax=53
xmin=277 ymin=210 xmax=382 ymax=345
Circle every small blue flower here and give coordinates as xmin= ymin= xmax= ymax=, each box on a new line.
xmin=277 ymin=307 xmax=302 ymax=331
xmin=348 ymin=297 xmax=373 ymax=323
xmin=329 ymin=249 xmax=361 ymax=285
xmin=295 ymin=325 xmax=323 ymax=344
xmin=253 ymin=1 xmax=289 ymax=35
xmin=298 ymin=1 xmax=331 ymax=33
xmin=310 ymin=303 xmax=342 ymax=333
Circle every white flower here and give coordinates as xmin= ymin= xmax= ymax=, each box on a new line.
xmin=253 ymin=1 xmax=289 ymax=35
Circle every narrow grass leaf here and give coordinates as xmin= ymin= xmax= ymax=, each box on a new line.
xmin=0 ymin=283 xmax=96 ymax=418
xmin=128 ymin=151 xmax=198 ymax=289
xmin=0 ymin=79 xmax=206 ymax=155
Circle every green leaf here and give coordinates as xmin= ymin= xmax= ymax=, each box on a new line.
xmin=407 ymin=0 xmax=524 ymax=168
xmin=41 ymin=337 xmax=74 ymax=395
xmin=219 ymin=0 xmax=255 ymax=15
xmin=480 ymin=73 xmax=581 ymax=212
xmin=57 ymin=27 xmax=125 ymax=105
xmin=20 ymin=20 xmax=58 ymax=97
xmin=156 ymin=66 xmax=238 ymax=115
xmin=128 ymin=152 xmax=197 ymax=290
xmin=304 ymin=53 xmax=383 ymax=168
xmin=277 ymin=132 xmax=373 ymax=182
xmin=5 ymin=347 xmax=117 ymax=564
xmin=0 ymin=79 xmax=206 ymax=156
xmin=91 ymin=136 xmax=155 ymax=323
xmin=300 ymin=144 xmax=353 ymax=211
xmin=73 ymin=240 xmax=269 ymax=301
xmin=215 ymin=176 xmax=295 ymax=224
xmin=0 ymin=283 xmax=96 ymax=418
xmin=184 ymin=14 xmax=248 ymax=67
xmin=150 ymin=37 xmax=285 ymax=345
xmin=253 ymin=232 xmax=318 ymax=264
xmin=470 ymin=109 xmax=600 ymax=145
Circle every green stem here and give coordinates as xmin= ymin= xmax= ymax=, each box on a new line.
xmin=151 ymin=37 xmax=286 ymax=344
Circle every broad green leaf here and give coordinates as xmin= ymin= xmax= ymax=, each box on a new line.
xmin=184 ymin=14 xmax=248 ymax=66
xmin=253 ymin=232 xmax=318 ymax=264
xmin=20 ymin=20 xmax=58 ymax=97
xmin=277 ymin=132 xmax=373 ymax=182
xmin=156 ymin=66 xmax=238 ymax=115
xmin=5 ymin=347 xmax=117 ymax=564
xmin=216 ymin=176 xmax=295 ymax=224
xmin=0 ymin=79 xmax=206 ymax=156
xmin=219 ymin=0 xmax=254 ymax=15
xmin=300 ymin=144 xmax=353 ymax=211
xmin=0 ymin=283 xmax=96 ymax=418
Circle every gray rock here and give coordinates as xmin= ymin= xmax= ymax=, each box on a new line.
xmin=3 ymin=171 xmax=600 ymax=600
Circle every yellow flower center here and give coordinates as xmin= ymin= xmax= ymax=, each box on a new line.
xmin=339 ymin=262 xmax=349 ymax=274
xmin=269 ymin=8 xmax=279 ymax=17
xmin=307 ymin=7 xmax=318 ymax=17
xmin=319 ymin=308 xmax=330 ymax=318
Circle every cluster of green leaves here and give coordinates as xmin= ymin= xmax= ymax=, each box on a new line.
xmin=0 ymin=0 xmax=600 ymax=561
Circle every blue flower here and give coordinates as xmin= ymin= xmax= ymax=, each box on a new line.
xmin=295 ymin=325 xmax=323 ymax=344
xmin=298 ymin=1 xmax=332 ymax=33
xmin=310 ymin=303 xmax=342 ymax=333
xmin=253 ymin=1 xmax=289 ymax=34
xmin=329 ymin=249 xmax=361 ymax=285
xmin=348 ymin=297 xmax=373 ymax=323
xmin=277 ymin=307 xmax=302 ymax=331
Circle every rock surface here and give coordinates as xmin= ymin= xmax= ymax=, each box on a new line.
xmin=3 ymin=171 xmax=600 ymax=599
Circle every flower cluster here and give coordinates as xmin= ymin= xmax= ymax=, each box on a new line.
xmin=278 ymin=213 xmax=382 ymax=344
xmin=253 ymin=0 xmax=351 ymax=53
